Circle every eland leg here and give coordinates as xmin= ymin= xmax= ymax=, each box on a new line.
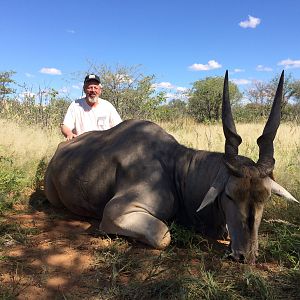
xmin=44 ymin=176 xmax=64 ymax=208
xmin=99 ymin=195 xmax=171 ymax=249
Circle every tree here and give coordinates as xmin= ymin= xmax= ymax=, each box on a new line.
xmin=157 ymin=99 xmax=188 ymax=121
xmin=268 ymin=72 xmax=294 ymax=108
xmin=247 ymin=72 xmax=296 ymax=106
xmin=246 ymin=72 xmax=298 ymax=117
xmin=247 ymin=80 xmax=269 ymax=105
xmin=0 ymin=71 xmax=16 ymax=100
xmin=188 ymin=76 xmax=242 ymax=122
xmin=85 ymin=64 xmax=166 ymax=120
xmin=289 ymin=79 xmax=300 ymax=104
xmin=169 ymin=99 xmax=187 ymax=111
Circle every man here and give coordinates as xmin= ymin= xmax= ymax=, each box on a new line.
xmin=61 ymin=74 xmax=122 ymax=140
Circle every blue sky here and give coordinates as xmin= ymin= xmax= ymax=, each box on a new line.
xmin=1 ymin=0 xmax=300 ymax=100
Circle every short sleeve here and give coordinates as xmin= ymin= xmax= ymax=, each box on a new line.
xmin=63 ymin=103 xmax=76 ymax=130
xmin=109 ymin=106 xmax=122 ymax=127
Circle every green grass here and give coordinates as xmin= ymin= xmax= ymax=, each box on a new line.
xmin=93 ymin=244 xmax=235 ymax=299
xmin=0 ymin=119 xmax=61 ymax=213
xmin=0 ymin=220 xmax=40 ymax=246
xmin=100 ymin=275 xmax=234 ymax=300
xmin=236 ymin=270 xmax=275 ymax=300
xmin=259 ymin=220 xmax=300 ymax=268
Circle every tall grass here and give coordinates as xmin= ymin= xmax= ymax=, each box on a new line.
xmin=0 ymin=119 xmax=62 ymax=208
xmin=1 ymin=117 xmax=299 ymax=205
xmin=163 ymin=119 xmax=300 ymax=198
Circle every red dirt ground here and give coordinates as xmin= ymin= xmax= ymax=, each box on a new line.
xmin=1 ymin=194 xmax=298 ymax=299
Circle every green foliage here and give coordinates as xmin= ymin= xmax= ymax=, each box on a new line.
xmin=233 ymin=102 xmax=300 ymax=123
xmin=188 ymin=76 xmax=242 ymax=122
xmin=0 ymin=221 xmax=39 ymax=246
xmin=273 ymin=269 xmax=300 ymax=298
xmin=269 ymin=72 xmax=296 ymax=107
xmin=87 ymin=64 xmax=167 ymax=120
xmin=93 ymin=236 xmax=233 ymax=300
xmin=170 ymin=222 xmax=209 ymax=250
xmin=0 ymin=156 xmax=25 ymax=195
xmin=0 ymin=70 xmax=16 ymax=100
xmin=0 ymin=155 xmax=26 ymax=214
xmin=233 ymin=103 xmax=268 ymax=123
xmin=158 ymin=99 xmax=188 ymax=121
xmin=237 ymin=270 xmax=274 ymax=300
xmin=1 ymin=92 xmax=70 ymax=130
xmin=2 ymin=68 xmax=299 ymax=126
xmin=290 ymin=79 xmax=300 ymax=103
xmin=104 ymin=274 xmax=234 ymax=300
xmin=283 ymin=103 xmax=300 ymax=122
xmin=246 ymin=72 xmax=293 ymax=107
xmin=34 ymin=157 xmax=48 ymax=190
xmin=245 ymin=72 xmax=300 ymax=121
xmin=260 ymin=221 xmax=300 ymax=268
xmin=0 ymin=147 xmax=49 ymax=214
xmin=0 ymin=70 xmax=70 ymax=130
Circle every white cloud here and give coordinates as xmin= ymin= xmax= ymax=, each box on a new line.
xmin=239 ymin=15 xmax=261 ymax=29
xmin=66 ymin=29 xmax=76 ymax=34
xmin=116 ymin=74 xmax=133 ymax=83
xmin=176 ymin=87 xmax=188 ymax=92
xmin=251 ymin=79 xmax=264 ymax=84
xmin=25 ymin=72 xmax=35 ymax=78
xmin=278 ymin=58 xmax=300 ymax=69
xmin=231 ymin=78 xmax=251 ymax=85
xmin=233 ymin=68 xmax=245 ymax=73
xmin=40 ymin=68 xmax=62 ymax=75
xmin=152 ymin=82 xmax=174 ymax=89
xmin=165 ymin=91 xmax=188 ymax=102
xmin=19 ymin=91 xmax=36 ymax=98
xmin=165 ymin=92 xmax=175 ymax=99
xmin=256 ymin=65 xmax=273 ymax=72
xmin=189 ymin=60 xmax=222 ymax=71
xmin=72 ymin=85 xmax=81 ymax=90
xmin=59 ymin=87 xmax=69 ymax=94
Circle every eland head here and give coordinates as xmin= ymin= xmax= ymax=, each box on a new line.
xmin=197 ymin=70 xmax=298 ymax=264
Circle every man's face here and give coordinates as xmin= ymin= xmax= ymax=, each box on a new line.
xmin=84 ymin=80 xmax=102 ymax=103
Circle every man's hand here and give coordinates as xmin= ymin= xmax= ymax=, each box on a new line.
xmin=66 ymin=133 xmax=78 ymax=140
xmin=61 ymin=124 xmax=77 ymax=140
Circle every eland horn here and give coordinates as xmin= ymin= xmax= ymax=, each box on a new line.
xmin=222 ymin=71 xmax=243 ymax=176
xmin=256 ymin=71 xmax=284 ymax=177
xmin=222 ymin=70 xmax=242 ymax=157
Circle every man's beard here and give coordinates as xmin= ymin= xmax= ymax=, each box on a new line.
xmin=87 ymin=95 xmax=99 ymax=103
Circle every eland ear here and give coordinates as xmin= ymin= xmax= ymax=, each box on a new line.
xmin=196 ymin=165 xmax=229 ymax=212
xmin=196 ymin=186 xmax=220 ymax=212
xmin=270 ymin=178 xmax=299 ymax=204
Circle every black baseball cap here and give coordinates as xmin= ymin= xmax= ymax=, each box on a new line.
xmin=84 ymin=74 xmax=101 ymax=85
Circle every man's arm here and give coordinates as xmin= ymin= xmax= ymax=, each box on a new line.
xmin=61 ymin=102 xmax=78 ymax=140
xmin=60 ymin=124 xmax=77 ymax=140
xmin=109 ymin=106 xmax=122 ymax=127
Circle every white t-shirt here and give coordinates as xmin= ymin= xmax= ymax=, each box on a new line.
xmin=63 ymin=98 xmax=122 ymax=136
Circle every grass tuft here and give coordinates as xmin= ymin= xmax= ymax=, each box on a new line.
xmin=236 ymin=270 xmax=275 ymax=300
xmin=259 ymin=220 xmax=300 ymax=268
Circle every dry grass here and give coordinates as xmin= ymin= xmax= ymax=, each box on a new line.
xmin=161 ymin=118 xmax=300 ymax=158
xmin=161 ymin=119 xmax=300 ymax=198
xmin=1 ymin=117 xmax=299 ymax=198
xmin=2 ymin=117 xmax=298 ymax=168
xmin=0 ymin=119 xmax=63 ymax=197
xmin=0 ymin=119 xmax=62 ymax=166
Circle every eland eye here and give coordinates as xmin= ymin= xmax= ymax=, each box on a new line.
xmin=226 ymin=194 xmax=235 ymax=201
